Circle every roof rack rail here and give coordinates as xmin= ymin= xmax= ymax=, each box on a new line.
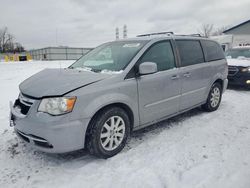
xmin=137 ymin=31 xmax=174 ymax=37
xmin=175 ymin=33 xmax=203 ymax=37
xmin=190 ymin=33 xmax=202 ymax=37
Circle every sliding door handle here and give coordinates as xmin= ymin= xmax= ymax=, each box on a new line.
xmin=171 ymin=75 xmax=180 ymax=80
xmin=183 ymin=72 xmax=191 ymax=77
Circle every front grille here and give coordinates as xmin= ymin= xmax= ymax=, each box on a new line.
xmin=14 ymin=93 xmax=36 ymax=115
xmin=15 ymin=99 xmax=30 ymax=115
xmin=228 ymin=66 xmax=239 ymax=76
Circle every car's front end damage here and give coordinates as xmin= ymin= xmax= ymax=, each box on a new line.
xmin=9 ymin=68 xmax=110 ymax=153
xmin=10 ymin=91 xmax=91 ymax=153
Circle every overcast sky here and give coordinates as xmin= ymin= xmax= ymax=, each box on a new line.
xmin=1 ymin=0 xmax=250 ymax=49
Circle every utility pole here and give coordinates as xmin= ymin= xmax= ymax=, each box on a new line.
xmin=123 ymin=24 xmax=127 ymax=39
xmin=115 ymin=27 xmax=119 ymax=40
xmin=56 ymin=28 xmax=58 ymax=46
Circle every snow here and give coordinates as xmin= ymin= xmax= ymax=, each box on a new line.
xmin=74 ymin=67 xmax=123 ymax=74
xmin=0 ymin=61 xmax=250 ymax=188
xmin=227 ymin=58 xmax=250 ymax=67
xmin=232 ymin=46 xmax=250 ymax=49
xmin=100 ymin=69 xmax=123 ymax=74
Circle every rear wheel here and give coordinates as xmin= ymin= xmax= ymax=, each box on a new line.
xmin=87 ymin=107 xmax=130 ymax=159
xmin=202 ymin=82 xmax=222 ymax=112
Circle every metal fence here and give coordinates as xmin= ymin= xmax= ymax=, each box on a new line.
xmin=29 ymin=47 xmax=93 ymax=61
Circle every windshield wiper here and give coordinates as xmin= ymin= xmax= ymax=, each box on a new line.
xmin=91 ymin=68 xmax=102 ymax=73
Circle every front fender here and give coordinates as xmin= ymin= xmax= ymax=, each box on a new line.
xmin=77 ymin=92 xmax=140 ymax=128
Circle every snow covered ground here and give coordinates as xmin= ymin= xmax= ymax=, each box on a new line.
xmin=0 ymin=61 xmax=250 ymax=188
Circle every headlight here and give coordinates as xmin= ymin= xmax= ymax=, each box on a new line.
xmin=241 ymin=67 xmax=250 ymax=73
xmin=38 ymin=97 xmax=76 ymax=115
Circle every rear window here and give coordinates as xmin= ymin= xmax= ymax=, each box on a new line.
xmin=201 ymin=40 xmax=225 ymax=62
xmin=176 ymin=40 xmax=204 ymax=67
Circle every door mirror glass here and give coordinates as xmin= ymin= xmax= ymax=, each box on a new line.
xmin=139 ymin=62 xmax=157 ymax=75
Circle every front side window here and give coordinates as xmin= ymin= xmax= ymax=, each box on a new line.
xmin=176 ymin=40 xmax=204 ymax=67
xmin=69 ymin=41 xmax=148 ymax=72
xmin=138 ymin=41 xmax=176 ymax=71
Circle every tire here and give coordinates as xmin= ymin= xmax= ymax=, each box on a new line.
xmin=87 ymin=107 xmax=130 ymax=159
xmin=202 ymin=82 xmax=222 ymax=112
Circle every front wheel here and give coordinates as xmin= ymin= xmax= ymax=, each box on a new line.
xmin=87 ymin=107 xmax=130 ymax=159
xmin=202 ymin=83 xmax=222 ymax=112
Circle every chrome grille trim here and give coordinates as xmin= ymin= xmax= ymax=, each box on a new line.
xmin=228 ymin=66 xmax=239 ymax=76
xmin=19 ymin=93 xmax=36 ymax=106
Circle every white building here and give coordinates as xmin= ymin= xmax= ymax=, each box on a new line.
xmin=223 ymin=19 xmax=250 ymax=47
xmin=211 ymin=20 xmax=250 ymax=51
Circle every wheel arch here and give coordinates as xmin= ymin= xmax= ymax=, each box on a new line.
xmin=84 ymin=102 xmax=134 ymax=148
xmin=214 ymin=78 xmax=223 ymax=88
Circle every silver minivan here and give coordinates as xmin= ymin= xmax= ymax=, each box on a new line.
xmin=10 ymin=33 xmax=228 ymax=158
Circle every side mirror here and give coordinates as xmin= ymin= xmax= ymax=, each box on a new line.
xmin=139 ymin=62 xmax=157 ymax=75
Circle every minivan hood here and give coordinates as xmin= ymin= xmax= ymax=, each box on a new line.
xmin=19 ymin=68 xmax=110 ymax=98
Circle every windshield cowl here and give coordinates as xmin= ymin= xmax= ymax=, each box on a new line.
xmin=72 ymin=67 xmax=124 ymax=74
xmin=100 ymin=69 xmax=124 ymax=74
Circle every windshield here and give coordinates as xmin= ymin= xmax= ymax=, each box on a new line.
xmin=69 ymin=41 xmax=147 ymax=72
xmin=226 ymin=48 xmax=250 ymax=59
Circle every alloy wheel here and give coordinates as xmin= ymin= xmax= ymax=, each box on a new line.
xmin=100 ymin=116 xmax=126 ymax=151
xmin=210 ymin=87 xmax=221 ymax=108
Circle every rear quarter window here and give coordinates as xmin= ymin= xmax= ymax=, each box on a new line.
xmin=201 ymin=40 xmax=225 ymax=62
xmin=176 ymin=40 xmax=204 ymax=67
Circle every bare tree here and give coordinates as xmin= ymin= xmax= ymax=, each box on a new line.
xmin=0 ymin=27 xmax=24 ymax=53
xmin=0 ymin=27 xmax=12 ymax=52
xmin=212 ymin=25 xmax=231 ymax=36
xmin=198 ymin=24 xmax=214 ymax=38
xmin=14 ymin=42 xmax=25 ymax=52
